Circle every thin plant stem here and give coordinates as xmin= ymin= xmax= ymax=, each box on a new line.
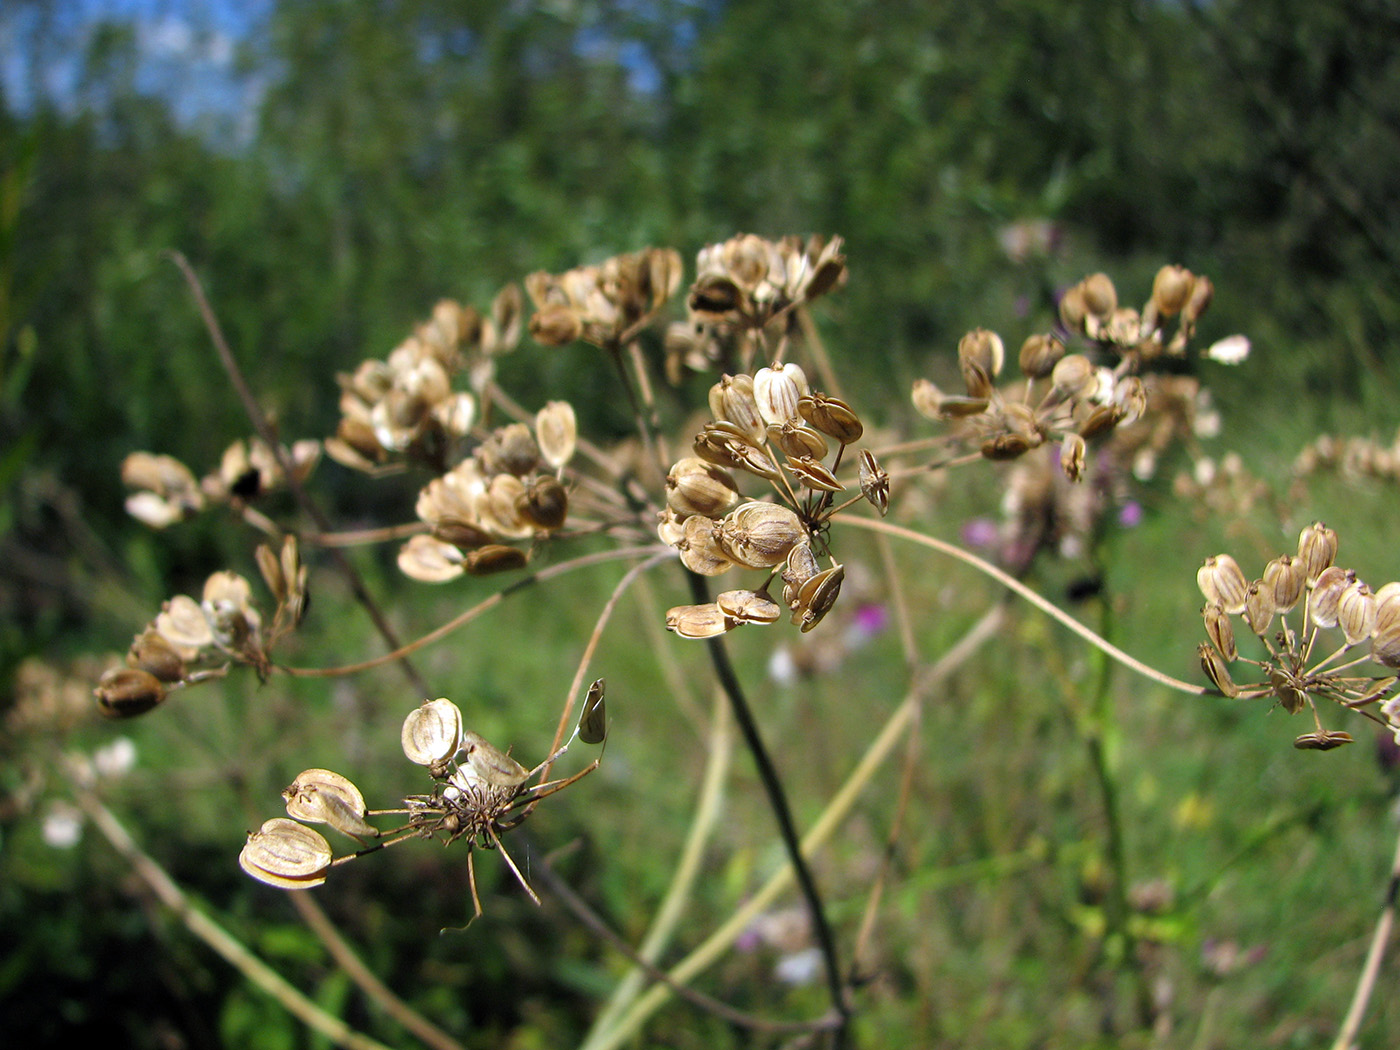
xmin=592 ymin=603 xmax=1005 ymax=1050
xmin=70 ymin=778 xmax=400 ymax=1050
xmin=1331 ymin=817 xmax=1400 ymax=1050
xmin=687 ymin=571 xmax=852 ymax=1040
xmin=167 ymin=250 xmax=429 ymax=695
xmin=844 ymin=515 xmax=1207 ymax=696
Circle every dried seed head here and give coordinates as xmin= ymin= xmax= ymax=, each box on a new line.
xmin=94 ymin=667 xmax=168 ymax=718
xmin=1019 ymin=333 xmax=1065 ymax=380
xmin=1297 ymin=522 xmax=1338 ymax=585
xmin=798 ymin=393 xmax=864 ymax=444
xmin=239 ymin=818 xmax=333 ymax=889
xmin=858 ymin=449 xmax=890 ymax=516
xmin=753 ymin=362 xmax=809 ymax=426
xmin=402 ymin=697 xmax=464 ymax=767
xmin=283 ymin=769 xmax=378 ymax=841
xmin=716 ymin=588 xmax=782 ymax=625
xmin=535 ymin=400 xmax=578 ymax=470
xmin=1309 ymin=566 xmax=1354 ymax=629
xmin=1338 ymin=579 xmax=1377 ymax=646
xmin=1198 ymin=643 xmax=1239 ymax=698
xmin=718 ymin=501 xmax=807 ymax=569
xmin=1263 ymin=554 xmax=1307 ymax=614
xmin=578 ymin=679 xmax=607 ymax=745
xmin=1198 ymin=554 xmax=1249 ymax=615
xmin=665 ymin=602 xmax=733 ymax=639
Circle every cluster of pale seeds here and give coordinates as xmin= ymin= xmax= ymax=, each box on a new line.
xmin=239 ymin=686 xmax=605 ymax=919
xmin=326 ymin=291 xmax=522 ymax=473
xmin=93 ymin=537 xmax=307 ymax=717
xmin=526 ymin=247 xmax=683 ymax=349
xmin=1196 ymin=522 xmax=1400 ymax=749
xmin=660 ymin=362 xmax=888 ymax=638
xmin=398 ymin=402 xmax=579 ymax=582
xmin=121 ymin=439 xmax=321 ymax=529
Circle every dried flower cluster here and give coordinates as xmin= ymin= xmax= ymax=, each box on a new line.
xmin=325 ymin=290 xmax=522 ymax=473
xmin=240 ymin=687 xmax=605 ymax=917
xmin=526 ymin=247 xmax=683 ymax=349
xmin=398 ymin=402 xmax=578 ymax=582
xmin=1196 ymin=522 xmax=1400 ymax=749
xmin=94 ymin=537 xmax=307 ymax=717
xmin=1293 ymin=427 xmax=1400 ymax=484
xmin=122 ymin=439 xmax=321 ymax=529
xmin=660 ymin=362 xmax=887 ymax=638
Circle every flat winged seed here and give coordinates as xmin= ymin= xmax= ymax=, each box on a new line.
xmin=1263 ymin=555 xmax=1307 ymax=613
xmin=1243 ymin=581 xmax=1275 ymax=636
xmin=1371 ymin=622 xmax=1400 ymax=669
xmin=710 ymin=373 xmax=766 ymax=445
xmin=792 ymin=563 xmax=845 ymax=632
xmin=463 ymin=544 xmax=529 ymax=575
xmin=398 ymin=534 xmax=466 ymax=583
xmin=578 ymin=678 xmax=607 ymax=744
xmin=94 ymin=667 xmax=167 ymax=718
xmin=1269 ymin=668 xmax=1307 ymax=714
xmin=768 ymin=421 xmax=829 ymax=461
xmin=753 ymin=363 xmax=809 ymax=426
xmin=1198 ymin=643 xmax=1239 ymax=698
xmin=517 ymin=476 xmax=569 ymax=531
xmin=665 ymin=602 xmax=733 ymax=639
xmin=535 ymin=400 xmax=578 ymax=469
xmin=666 ymin=457 xmax=741 ymax=518
xmin=1019 ymin=333 xmax=1064 ymax=379
xmin=283 ymin=769 xmax=378 ymax=840
xmin=239 ymin=818 xmax=333 ymax=889
xmin=858 ymin=449 xmax=889 ymax=516
xmin=1293 ymin=730 xmax=1353 ymax=751
xmin=1297 ymin=522 xmax=1338 ymax=585
xmin=127 ymin=629 xmax=186 ymax=683
xmin=1198 ymin=554 xmax=1249 ymax=614
xmin=1338 ymin=580 xmax=1377 ymax=646
xmin=678 ymin=514 xmax=734 ymax=576
xmin=1060 ymin=432 xmax=1087 ymax=483
xmin=460 ymin=731 xmax=529 ymax=789
xmin=786 ymin=455 xmax=844 ymax=492
xmin=156 ymin=593 xmax=215 ymax=654
xmin=936 ymin=394 xmax=991 ymax=418
xmin=798 ymin=393 xmax=863 ymax=444
xmin=716 ymin=589 xmax=782 ymax=625
xmin=1203 ymin=602 xmax=1237 ymax=662
xmin=402 ymin=697 xmax=464 ymax=766
xmin=1050 ymin=354 xmax=1096 ymax=403
xmin=1308 ymin=566 xmax=1354 ymax=629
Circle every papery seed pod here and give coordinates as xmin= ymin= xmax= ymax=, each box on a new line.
xmin=1113 ymin=377 xmax=1146 ymax=426
xmin=782 ymin=541 xmax=820 ymax=603
xmin=155 ymin=594 xmax=216 ymax=656
xmin=1203 ymin=602 xmax=1238 ymax=662
xmin=433 ymin=517 xmax=493 ymax=550
xmin=786 ymin=455 xmax=844 ymax=492
xmin=578 ymin=679 xmax=607 ymax=745
xmin=656 ymin=508 xmax=686 ymax=546
xmin=1049 ymin=354 xmax=1096 ymax=403
xmin=1060 ymin=432 xmax=1087 ymax=483
xmin=127 ymin=629 xmax=186 ymax=683
xmin=1372 ymin=621 xmax=1400 ymax=669
xmin=1198 ymin=643 xmax=1239 ymax=698
xmin=480 ymin=474 xmax=530 ymax=537
xmin=479 ymin=423 xmax=541 ymax=477
xmin=1198 ymin=554 xmax=1249 ymax=614
xmin=1019 ymin=333 xmax=1065 ymax=380
xmin=958 ymin=329 xmax=1004 ymax=397
xmin=717 ymin=588 xmax=782 ymax=625
xmin=1151 ymin=265 xmax=1195 ymax=318
xmin=1308 ymin=565 xmax=1354 ymax=629
xmin=402 ymin=697 xmax=464 ymax=767
xmin=937 ymin=394 xmax=992 ymax=418
xmin=239 ymin=818 xmax=333 ymax=889
xmin=1263 ymin=554 xmax=1307 ymax=614
xmin=518 ymin=476 xmax=570 ymax=531
xmin=256 ymin=543 xmax=286 ymax=606
xmin=399 ymin=534 xmax=466 ymax=583
xmin=798 ymin=393 xmax=863 ymax=444
xmin=768 ymin=421 xmax=830 ymax=462
xmin=665 ymin=602 xmax=733 ymax=639
xmin=1183 ymin=275 xmax=1214 ymax=323
xmin=1269 ymin=668 xmax=1306 ymax=714
xmin=434 ymin=392 xmax=477 ymax=438
xmin=1077 ymin=403 xmax=1126 ymax=442
xmin=688 ymin=274 xmax=743 ymax=320
xmin=1104 ymin=308 xmax=1142 ymax=348
xmin=1339 ymin=579 xmax=1377 ymax=646
xmin=531 ymin=303 xmax=584 ymax=346
xmin=463 ymin=545 xmax=529 ymax=575
xmin=459 ymin=731 xmax=530 ymax=789
xmin=1373 ymin=582 xmax=1400 ymax=633
xmin=709 ymin=374 xmax=766 ymax=445
xmin=1293 ymin=730 xmax=1353 ymax=751
xmin=792 ymin=564 xmax=845 ymax=632
xmin=1081 ymin=273 xmax=1118 ymax=322
xmin=202 ymin=571 xmax=262 ymax=653
xmin=982 ymin=432 xmax=1036 ymax=460
xmin=1244 ymin=581 xmax=1275 ymax=636
xmin=283 ymin=769 xmax=378 ymax=841
xmin=667 ymin=457 xmax=741 ymax=518
xmin=753 ymin=362 xmax=809 ymax=426
xmin=858 ymin=449 xmax=890 ymax=516
xmin=677 ymin=514 xmax=734 ymax=576
xmin=1297 ymin=522 xmax=1338 ymax=585
xmin=718 ymin=501 xmax=806 ymax=569
xmin=910 ymin=378 xmax=945 ymax=420
xmin=95 ymin=667 xmax=168 ymax=718
xmin=1058 ymin=283 xmax=1089 ymax=334
xmin=535 ymin=400 xmax=578 ymax=470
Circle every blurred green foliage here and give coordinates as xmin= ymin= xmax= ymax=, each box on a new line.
xmin=3 ymin=0 xmax=1400 ymax=1046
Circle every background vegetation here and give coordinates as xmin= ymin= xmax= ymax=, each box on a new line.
xmin=3 ymin=0 xmax=1400 ymax=1047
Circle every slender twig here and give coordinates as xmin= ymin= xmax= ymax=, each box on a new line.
xmin=688 ymin=570 xmax=853 ymax=1040
xmin=166 ymin=250 xmax=429 ymax=695
xmin=70 ymin=776 xmax=400 ymax=1050
xmin=844 ymin=515 xmax=1207 ymax=696
xmin=1331 ymin=816 xmax=1400 ymax=1050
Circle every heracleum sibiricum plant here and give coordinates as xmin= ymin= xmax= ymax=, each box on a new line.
xmin=66 ymin=235 xmax=1400 ymax=1049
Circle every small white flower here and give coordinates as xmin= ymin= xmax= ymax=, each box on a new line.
xmin=93 ymin=736 xmax=138 ymax=779
xmin=42 ymin=802 xmax=83 ymax=849
xmin=1204 ymin=334 xmax=1251 ymax=365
